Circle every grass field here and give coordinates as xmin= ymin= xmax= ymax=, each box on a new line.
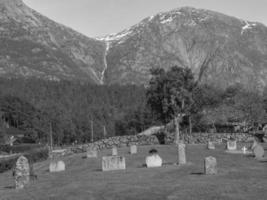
xmin=0 ymin=144 xmax=266 ymax=200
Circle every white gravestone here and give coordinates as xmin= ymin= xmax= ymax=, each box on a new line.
xmin=87 ymin=148 xmax=98 ymax=158
xmin=242 ymin=146 xmax=248 ymax=154
xmin=130 ymin=145 xmax=137 ymax=154
xmin=112 ymin=147 xmax=118 ymax=156
xmin=14 ymin=156 xmax=30 ymax=189
xmin=207 ymin=141 xmax=215 ymax=150
xmin=178 ymin=143 xmax=186 ymax=164
xmin=146 ymin=154 xmax=162 ymax=168
xmin=49 ymin=160 xmax=66 ymax=173
xmin=227 ymin=140 xmax=237 ymax=151
xmin=204 ymin=156 xmax=217 ymax=175
xmin=102 ymin=156 xmax=126 ymax=171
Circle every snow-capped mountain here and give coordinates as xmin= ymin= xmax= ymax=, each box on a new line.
xmin=1 ymin=1 xmax=267 ymax=91
xmin=100 ymin=7 xmax=267 ymax=90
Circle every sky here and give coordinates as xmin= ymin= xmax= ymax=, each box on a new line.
xmin=23 ymin=0 xmax=267 ymax=37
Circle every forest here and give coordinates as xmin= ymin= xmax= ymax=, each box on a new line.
xmin=0 ymin=67 xmax=267 ymax=145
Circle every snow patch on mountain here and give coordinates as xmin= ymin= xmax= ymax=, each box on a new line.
xmin=241 ymin=21 xmax=257 ymax=35
xmin=97 ymin=28 xmax=133 ymax=42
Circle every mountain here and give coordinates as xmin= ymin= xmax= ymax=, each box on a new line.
xmin=1 ymin=1 xmax=267 ymax=91
xmin=100 ymin=7 xmax=267 ymax=90
xmin=0 ymin=0 xmax=106 ymax=83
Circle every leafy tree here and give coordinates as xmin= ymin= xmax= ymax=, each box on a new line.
xmin=146 ymin=66 xmax=196 ymax=143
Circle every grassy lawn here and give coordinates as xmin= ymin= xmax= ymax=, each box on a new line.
xmin=0 ymin=144 xmax=266 ymax=200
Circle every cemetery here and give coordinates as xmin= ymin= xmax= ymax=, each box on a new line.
xmin=0 ymin=138 xmax=266 ymax=200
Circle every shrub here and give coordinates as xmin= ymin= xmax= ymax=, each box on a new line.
xmin=0 ymin=146 xmax=49 ymax=173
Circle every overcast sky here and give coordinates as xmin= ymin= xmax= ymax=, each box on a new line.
xmin=23 ymin=0 xmax=267 ymax=37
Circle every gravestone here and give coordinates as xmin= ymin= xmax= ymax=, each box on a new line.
xmin=227 ymin=140 xmax=237 ymax=151
xmin=14 ymin=156 xmax=30 ymax=189
xmin=49 ymin=160 xmax=66 ymax=173
xmin=102 ymin=156 xmax=126 ymax=171
xmin=112 ymin=147 xmax=118 ymax=156
xmin=146 ymin=154 xmax=162 ymax=168
xmin=204 ymin=156 xmax=217 ymax=175
xmin=130 ymin=145 xmax=137 ymax=154
xmin=178 ymin=143 xmax=186 ymax=164
xmin=86 ymin=148 xmax=98 ymax=158
xmin=253 ymin=144 xmax=265 ymax=159
xmin=207 ymin=141 xmax=215 ymax=150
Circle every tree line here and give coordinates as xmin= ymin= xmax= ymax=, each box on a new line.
xmin=1 ymin=66 xmax=267 ymax=145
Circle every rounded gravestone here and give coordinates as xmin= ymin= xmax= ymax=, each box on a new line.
xmin=253 ymin=144 xmax=264 ymax=159
xmin=14 ymin=156 xmax=30 ymax=189
xmin=204 ymin=156 xmax=217 ymax=175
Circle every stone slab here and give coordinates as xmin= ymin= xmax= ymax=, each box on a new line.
xmin=49 ymin=160 xmax=66 ymax=173
xmin=112 ymin=147 xmax=118 ymax=156
xmin=130 ymin=145 xmax=137 ymax=154
xmin=227 ymin=140 xmax=237 ymax=151
xmin=87 ymin=149 xmax=98 ymax=158
xmin=102 ymin=156 xmax=126 ymax=171
xmin=207 ymin=141 xmax=215 ymax=150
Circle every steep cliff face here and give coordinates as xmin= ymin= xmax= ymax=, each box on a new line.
xmin=101 ymin=7 xmax=267 ymax=90
xmin=1 ymin=1 xmax=267 ymax=90
xmin=0 ymin=0 xmax=106 ymax=83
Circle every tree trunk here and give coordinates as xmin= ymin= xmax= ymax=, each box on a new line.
xmin=189 ymin=116 xmax=192 ymax=136
xmin=174 ymin=116 xmax=180 ymax=144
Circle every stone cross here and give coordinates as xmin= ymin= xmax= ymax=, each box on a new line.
xmin=227 ymin=140 xmax=237 ymax=151
xmin=130 ymin=145 xmax=137 ymax=154
xmin=102 ymin=156 xmax=126 ymax=171
xmin=207 ymin=141 xmax=215 ymax=150
xmin=112 ymin=147 xmax=118 ymax=156
xmin=204 ymin=156 xmax=217 ymax=175
xmin=178 ymin=143 xmax=186 ymax=164
xmin=14 ymin=156 xmax=30 ymax=189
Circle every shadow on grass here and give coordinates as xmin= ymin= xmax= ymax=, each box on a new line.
xmin=93 ymin=168 xmax=103 ymax=172
xmin=190 ymin=172 xmax=204 ymax=175
xmin=3 ymin=185 xmax=15 ymax=189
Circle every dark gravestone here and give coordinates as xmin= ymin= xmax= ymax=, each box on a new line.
xmin=253 ymin=144 xmax=265 ymax=159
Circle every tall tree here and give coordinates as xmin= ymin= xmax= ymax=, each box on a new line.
xmin=146 ymin=66 xmax=196 ymax=143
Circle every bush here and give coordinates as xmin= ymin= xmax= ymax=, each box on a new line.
xmin=0 ymin=144 xmax=44 ymax=153
xmin=0 ymin=155 xmax=18 ymax=173
xmin=0 ymin=146 xmax=49 ymax=173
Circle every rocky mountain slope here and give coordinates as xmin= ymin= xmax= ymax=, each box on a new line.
xmin=1 ymin=1 xmax=267 ymax=90
xmin=100 ymin=7 xmax=267 ymax=90
xmin=0 ymin=0 xmax=106 ymax=83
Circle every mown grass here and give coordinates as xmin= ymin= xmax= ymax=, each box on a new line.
xmin=0 ymin=144 xmax=266 ymax=200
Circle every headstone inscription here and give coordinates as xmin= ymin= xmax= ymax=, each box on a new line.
xmin=102 ymin=156 xmax=126 ymax=171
